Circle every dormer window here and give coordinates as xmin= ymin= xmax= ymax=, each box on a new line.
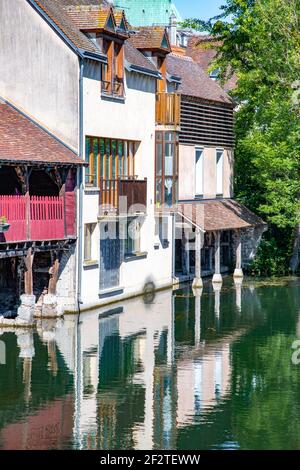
xmin=209 ymin=68 xmax=221 ymax=81
xmin=102 ymin=38 xmax=124 ymax=98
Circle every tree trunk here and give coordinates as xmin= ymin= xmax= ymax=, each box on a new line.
xmin=290 ymin=224 xmax=300 ymax=273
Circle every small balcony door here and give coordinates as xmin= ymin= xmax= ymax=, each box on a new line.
xmin=195 ymin=148 xmax=204 ymax=197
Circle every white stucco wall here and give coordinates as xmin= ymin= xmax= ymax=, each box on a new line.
xmin=0 ymin=0 xmax=79 ymax=150
xmin=80 ymin=67 xmax=174 ymax=307
xmin=179 ymin=144 xmax=234 ymax=200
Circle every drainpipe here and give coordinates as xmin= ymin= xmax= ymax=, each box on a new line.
xmin=77 ymin=59 xmax=84 ymax=309
xmin=172 ymin=211 xmax=176 ymax=281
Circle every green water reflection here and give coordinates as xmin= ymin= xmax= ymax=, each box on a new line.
xmin=0 ymin=277 xmax=300 ymax=450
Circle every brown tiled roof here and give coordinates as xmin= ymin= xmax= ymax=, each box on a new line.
xmin=167 ymin=53 xmax=232 ymax=105
xmin=30 ymin=0 xmax=100 ymax=54
xmin=64 ymin=6 xmax=129 ymax=33
xmin=128 ymin=27 xmax=171 ymax=52
xmin=65 ymin=7 xmax=114 ymax=30
xmin=186 ymin=36 xmax=238 ymax=93
xmin=177 ymin=199 xmax=265 ymax=231
xmin=124 ymin=42 xmax=158 ymax=74
xmin=0 ymin=100 xmax=84 ymax=166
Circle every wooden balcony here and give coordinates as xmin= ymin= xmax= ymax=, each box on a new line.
xmin=99 ymin=178 xmax=147 ymax=216
xmin=156 ymin=92 xmax=181 ymax=127
xmin=0 ymin=195 xmax=75 ymax=244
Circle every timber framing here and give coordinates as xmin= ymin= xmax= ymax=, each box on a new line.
xmin=0 ymin=239 xmax=75 ymax=259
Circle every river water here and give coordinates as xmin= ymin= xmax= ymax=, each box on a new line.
xmin=0 ymin=276 xmax=300 ymax=450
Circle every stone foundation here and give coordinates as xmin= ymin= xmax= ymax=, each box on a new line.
xmin=17 ymin=294 xmax=36 ymax=325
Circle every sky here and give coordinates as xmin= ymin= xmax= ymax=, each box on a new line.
xmin=175 ymin=0 xmax=226 ymax=20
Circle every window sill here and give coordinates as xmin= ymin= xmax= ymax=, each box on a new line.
xmin=124 ymin=251 xmax=148 ymax=262
xmin=101 ymin=93 xmax=125 ymax=103
xmin=83 ymin=260 xmax=99 ymax=268
xmin=99 ymin=286 xmax=124 ymax=299
xmin=84 ymin=186 xmax=100 ymax=193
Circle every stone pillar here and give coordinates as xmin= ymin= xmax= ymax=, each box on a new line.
xmin=212 ymin=231 xmax=222 ymax=283
xmin=234 ymin=277 xmax=243 ymax=312
xmin=193 ymin=287 xmax=203 ymax=347
xmin=213 ymin=282 xmax=222 ymax=320
xmin=234 ymin=229 xmax=243 ymax=278
xmin=192 ymin=229 xmax=203 ymax=288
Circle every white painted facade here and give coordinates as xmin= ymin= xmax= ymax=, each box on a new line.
xmin=80 ymin=65 xmax=174 ymax=307
xmin=179 ymin=144 xmax=234 ymax=201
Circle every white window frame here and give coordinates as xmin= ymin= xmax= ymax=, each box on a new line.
xmin=195 ymin=147 xmax=204 ymax=197
xmin=216 ymin=149 xmax=224 ymax=196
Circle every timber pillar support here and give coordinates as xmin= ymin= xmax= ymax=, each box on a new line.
xmin=17 ymin=248 xmax=35 ymax=325
xmin=192 ymin=228 xmax=203 ymax=288
xmin=234 ymin=229 xmax=244 ymax=278
xmin=212 ymin=230 xmax=222 ymax=284
xmin=41 ymin=252 xmax=62 ymax=318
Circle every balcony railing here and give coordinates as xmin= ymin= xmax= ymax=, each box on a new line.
xmin=0 ymin=195 xmax=73 ymax=243
xmin=156 ymin=92 xmax=181 ymax=127
xmin=99 ymin=178 xmax=147 ymax=215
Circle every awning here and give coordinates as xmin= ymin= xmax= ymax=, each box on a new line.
xmin=177 ymin=199 xmax=266 ymax=232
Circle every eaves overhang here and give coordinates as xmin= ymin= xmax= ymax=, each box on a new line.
xmin=124 ymin=60 xmax=161 ymax=79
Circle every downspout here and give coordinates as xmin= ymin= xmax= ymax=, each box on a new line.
xmin=172 ymin=211 xmax=176 ymax=281
xmin=77 ymin=58 xmax=84 ymax=309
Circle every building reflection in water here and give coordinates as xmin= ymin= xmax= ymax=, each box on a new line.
xmin=0 ymin=277 xmax=275 ymax=450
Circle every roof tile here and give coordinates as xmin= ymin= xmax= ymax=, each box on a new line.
xmin=167 ymin=53 xmax=232 ymax=105
xmin=178 ymin=199 xmax=265 ymax=231
xmin=0 ymin=101 xmax=83 ymax=166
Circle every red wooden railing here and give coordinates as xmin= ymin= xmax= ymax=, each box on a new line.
xmin=0 ymin=195 xmax=67 ymax=243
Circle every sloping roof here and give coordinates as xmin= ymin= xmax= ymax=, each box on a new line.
xmin=28 ymin=0 xmax=101 ymax=55
xmin=128 ymin=27 xmax=171 ymax=52
xmin=186 ymin=36 xmax=238 ymax=93
xmin=124 ymin=42 xmax=159 ymax=75
xmin=64 ymin=7 xmax=115 ymax=30
xmin=166 ymin=53 xmax=233 ymax=105
xmin=0 ymin=100 xmax=84 ymax=166
xmin=177 ymin=199 xmax=265 ymax=232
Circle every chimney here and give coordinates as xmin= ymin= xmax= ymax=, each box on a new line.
xmin=169 ymin=12 xmax=177 ymax=46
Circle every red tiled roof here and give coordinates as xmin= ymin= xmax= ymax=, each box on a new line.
xmin=177 ymin=199 xmax=265 ymax=231
xmin=65 ymin=7 xmax=114 ymax=30
xmin=128 ymin=27 xmax=171 ymax=52
xmin=0 ymin=100 xmax=84 ymax=166
xmin=167 ymin=54 xmax=232 ymax=105
xmin=186 ymin=36 xmax=238 ymax=93
xmin=124 ymin=42 xmax=158 ymax=74
xmin=31 ymin=0 xmax=101 ymax=54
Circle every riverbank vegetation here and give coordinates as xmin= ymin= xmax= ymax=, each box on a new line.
xmin=183 ymin=0 xmax=300 ymax=275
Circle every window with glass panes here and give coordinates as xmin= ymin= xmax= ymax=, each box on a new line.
xmin=85 ymin=137 xmax=139 ymax=187
xmin=155 ymin=131 xmax=178 ymax=207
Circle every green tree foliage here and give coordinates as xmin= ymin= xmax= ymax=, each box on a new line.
xmin=183 ymin=0 xmax=300 ymax=274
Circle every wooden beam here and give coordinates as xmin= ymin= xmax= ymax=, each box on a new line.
xmin=48 ymin=252 xmax=60 ymax=295
xmin=24 ymin=247 xmax=34 ymax=295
